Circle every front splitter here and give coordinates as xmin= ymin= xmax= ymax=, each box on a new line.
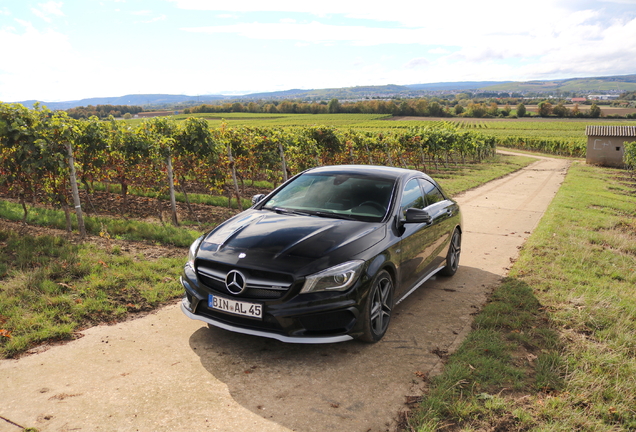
xmin=180 ymin=298 xmax=353 ymax=344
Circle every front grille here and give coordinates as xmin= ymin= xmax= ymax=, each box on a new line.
xmin=195 ymin=260 xmax=295 ymax=300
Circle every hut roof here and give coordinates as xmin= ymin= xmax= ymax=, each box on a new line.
xmin=586 ymin=126 xmax=636 ymax=137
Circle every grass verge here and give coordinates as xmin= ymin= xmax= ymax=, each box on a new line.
xmin=0 ymin=230 xmax=184 ymax=358
xmin=405 ymin=162 xmax=636 ymax=431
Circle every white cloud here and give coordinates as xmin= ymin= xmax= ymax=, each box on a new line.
xmin=131 ymin=10 xmax=152 ymax=16
xmin=130 ymin=10 xmax=166 ymax=23
xmin=0 ymin=20 xmax=95 ymax=101
xmin=138 ymin=14 xmax=167 ymax=23
xmin=183 ymin=21 xmax=441 ymax=46
xmin=3 ymin=0 xmax=636 ymax=101
xmin=30 ymin=1 xmax=64 ymax=23
xmin=168 ymin=0 xmax=570 ymax=30
xmin=405 ymin=58 xmax=430 ymax=69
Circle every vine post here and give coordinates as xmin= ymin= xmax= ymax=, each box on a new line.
xmin=278 ymin=140 xmax=288 ymax=183
xmin=66 ymin=140 xmax=87 ymax=238
xmin=221 ymin=122 xmax=243 ymax=211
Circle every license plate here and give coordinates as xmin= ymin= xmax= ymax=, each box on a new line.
xmin=208 ymin=294 xmax=263 ymax=319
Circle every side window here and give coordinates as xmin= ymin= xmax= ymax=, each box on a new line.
xmin=400 ymin=179 xmax=425 ymax=217
xmin=419 ymin=179 xmax=445 ymax=207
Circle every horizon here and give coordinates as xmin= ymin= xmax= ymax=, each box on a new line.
xmin=2 ymin=1 xmax=636 ymax=103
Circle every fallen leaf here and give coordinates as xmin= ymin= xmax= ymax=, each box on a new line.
xmin=415 ymin=371 xmax=428 ymax=380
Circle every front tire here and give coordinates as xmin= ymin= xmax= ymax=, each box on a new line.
xmin=359 ymin=270 xmax=393 ymax=343
xmin=440 ymin=228 xmax=461 ymax=277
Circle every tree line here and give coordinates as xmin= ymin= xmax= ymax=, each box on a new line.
xmin=0 ymin=102 xmax=500 ymax=236
xmin=66 ymin=104 xmax=144 ymax=120
xmin=182 ymin=97 xmax=635 ymax=119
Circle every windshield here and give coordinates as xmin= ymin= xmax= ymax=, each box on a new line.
xmin=263 ymin=173 xmax=395 ymax=222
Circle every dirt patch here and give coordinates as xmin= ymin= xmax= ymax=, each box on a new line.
xmin=0 ymin=218 xmax=185 ymax=260
xmin=1 ymin=181 xmax=271 ymax=228
xmin=82 ymin=190 xmax=241 ymax=227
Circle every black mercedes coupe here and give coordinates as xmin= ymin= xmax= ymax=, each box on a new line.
xmin=181 ymin=165 xmax=462 ymax=343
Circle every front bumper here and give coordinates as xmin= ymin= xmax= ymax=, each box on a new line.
xmin=180 ymin=298 xmax=353 ymax=344
xmin=180 ymin=275 xmax=361 ymax=343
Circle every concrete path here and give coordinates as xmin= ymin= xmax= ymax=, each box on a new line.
xmin=0 ymin=154 xmax=569 ymax=432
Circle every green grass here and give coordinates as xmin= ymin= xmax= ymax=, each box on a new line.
xmin=126 ymin=112 xmax=392 ymax=127
xmin=0 ymin=230 xmax=184 ymax=358
xmin=126 ymin=112 xmax=636 ymax=142
xmin=87 ymin=181 xmax=259 ymax=209
xmin=0 ymin=200 xmax=202 ymax=247
xmin=407 ymin=163 xmax=636 ymax=431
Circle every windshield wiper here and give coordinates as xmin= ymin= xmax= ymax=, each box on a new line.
xmin=309 ymin=211 xmax=357 ymax=221
xmin=265 ymin=207 xmax=311 ymax=216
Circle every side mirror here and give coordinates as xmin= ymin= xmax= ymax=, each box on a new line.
xmin=251 ymin=194 xmax=266 ymax=205
xmin=405 ymin=208 xmax=432 ymax=224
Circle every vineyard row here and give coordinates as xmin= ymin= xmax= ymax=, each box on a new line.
xmin=0 ymin=102 xmax=591 ymax=234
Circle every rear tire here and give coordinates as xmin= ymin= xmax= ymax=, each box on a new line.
xmin=440 ymin=229 xmax=461 ymax=277
xmin=359 ymin=270 xmax=393 ymax=343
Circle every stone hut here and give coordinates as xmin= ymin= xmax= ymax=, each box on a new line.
xmin=585 ymin=125 xmax=636 ymax=168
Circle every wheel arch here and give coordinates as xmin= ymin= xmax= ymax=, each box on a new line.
xmin=365 ymin=253 xmax=397 ymax=285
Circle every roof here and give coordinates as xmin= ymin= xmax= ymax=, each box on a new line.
xmin=586 ymin=126 xmax=636 ymax=137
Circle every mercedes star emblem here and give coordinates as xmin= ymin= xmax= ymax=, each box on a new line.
xmin=225 ymin=270 xmax=247 ymax=295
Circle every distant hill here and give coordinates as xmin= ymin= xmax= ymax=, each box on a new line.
xmin=406 ymin=81 xmax=512 ymax=91
xmin=243 ymin=85 xmax=411 ymax=100
xmin=241 ymin=83 xmax=512 ymax=100
xmin=16 ymin=94 xmax=226 ymax=110
xmin=12 ymin=75 xmax=636 ymax=110
xmin=482 ymin=74 xmax=636 ymax=93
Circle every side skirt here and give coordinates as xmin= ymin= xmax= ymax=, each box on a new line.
xmin=394 ymin=266 xmax=444 ymax=306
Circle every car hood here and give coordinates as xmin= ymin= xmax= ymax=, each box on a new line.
xmin=196 ymin=210 xmax=386 ymax=275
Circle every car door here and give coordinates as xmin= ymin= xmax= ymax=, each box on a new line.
xmin=418 ymin=178 xmax=456 ymax=270
xmin=396 ymin=178 xmax=439 ymax=298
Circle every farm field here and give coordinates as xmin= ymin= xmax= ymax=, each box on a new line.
xmin=130 ymin=112 xmax=636 ymax=141
xmin=128 ymin=112 xmax=635 ymax=158
xmin=388 ymin=115 xmax=636 ymax=140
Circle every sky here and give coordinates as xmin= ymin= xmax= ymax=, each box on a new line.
xmin=1 ymin=0 xmax=636 ymax=103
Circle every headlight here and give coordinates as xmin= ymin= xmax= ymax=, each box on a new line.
xmin=300 ymin=260 xmax=364 ymax=294
xmin=187 ymin=235 xmax=205 ymax=269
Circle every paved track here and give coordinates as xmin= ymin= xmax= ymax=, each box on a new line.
xmin=0 ymin=153 xmax=569 ymax=432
